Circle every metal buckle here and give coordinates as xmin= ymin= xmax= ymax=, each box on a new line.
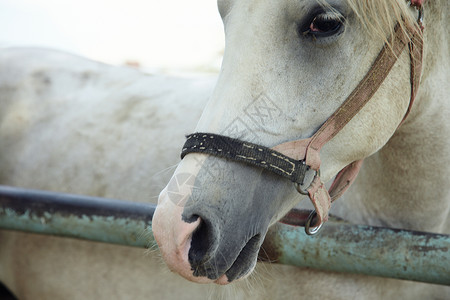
xmin=417 ymin=6 xmax=424 ymax=24
xmin=294 ymin=163 xmax=323 ymax=235
xmin=295 ymin=165 xmax=319 ymax=195
xmin=305 ymin=210 xmax=323 ymax=235
xmin=407 ymin=1 xmax=424 ymax=24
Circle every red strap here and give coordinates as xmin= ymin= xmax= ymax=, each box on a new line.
xmin=410 ymin=0 xmax=425 ymax=8
xmin=307 ymin=176 xmax=331 ymax=224
xmin=328 ymin=159 xmax=364 ymax=201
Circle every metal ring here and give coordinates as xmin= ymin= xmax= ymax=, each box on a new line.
xmin=407 ymin=1 xmax=424 ymax=24
xmin=305 ymin=211 xmax=323 ymax=235
xmin=295 ymin=169 xmax=320 ymax=195
xmin=417 ymin=6 xmax=424 ymax=24
xmin=295 ymin=182 xmax=309 ymax=195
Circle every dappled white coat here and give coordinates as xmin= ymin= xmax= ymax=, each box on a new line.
xmin=0 ymin=46 xmax=448 ymax=299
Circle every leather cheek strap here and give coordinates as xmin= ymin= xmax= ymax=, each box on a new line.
xmin=307 ymin=175 xmax=331 ymax=224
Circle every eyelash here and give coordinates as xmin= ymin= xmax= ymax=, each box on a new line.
xmin=300 ymin=11 xmax=345 ymax=39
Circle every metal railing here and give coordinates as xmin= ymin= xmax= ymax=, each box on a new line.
xmin=0 ymin=185 xmax=448 ymax=285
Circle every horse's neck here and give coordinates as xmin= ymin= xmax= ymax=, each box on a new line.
xmin=338 ymin=2 xmax=450 ymax=233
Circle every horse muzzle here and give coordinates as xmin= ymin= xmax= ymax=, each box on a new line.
xmin=153 ymin=156 xmax=273 ymax=284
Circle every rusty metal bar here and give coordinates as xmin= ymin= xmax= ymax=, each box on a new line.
xmin=0 ymin=185 xmax=154 ymax=247
xmin=0 ymin=185 xmax=449 ymax=285
xmin=260 ymin=222 xmax=450 ymax=285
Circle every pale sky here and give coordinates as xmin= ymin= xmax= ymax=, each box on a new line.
xmin=0 ymin=0 xmax=225 ymax=72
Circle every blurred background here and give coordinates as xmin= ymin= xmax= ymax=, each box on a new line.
xmin=0 ymin=0 xmax=225 ymax=73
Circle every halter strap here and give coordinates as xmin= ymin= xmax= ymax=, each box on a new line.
xmin=181 ymin=133 xmax=308 ymax=184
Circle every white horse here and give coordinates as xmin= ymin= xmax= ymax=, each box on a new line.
xmin=0 ymin=0 xmax=448 ymax=299
xmin=154 ymin=0 xmax=449 ymax=297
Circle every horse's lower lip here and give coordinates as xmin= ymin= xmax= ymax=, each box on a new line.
xmin=207 ymin=236 xmax=260 ymax=285
xmin=214 ymin=274 xmax=229 ymax=285
xmin=213 ymin=270 xmax=251 ymax=285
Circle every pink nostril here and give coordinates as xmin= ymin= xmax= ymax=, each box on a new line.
xmin=174 ymin=215 xmax=201 ymax=261
xmin=153 ymin=193 xmax=216 ymax=283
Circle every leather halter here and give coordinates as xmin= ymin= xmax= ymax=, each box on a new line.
xmin=274 ymin=21 xmax=424 ymax=232
xmin=181 ymin=4 xmax=425 ymax=234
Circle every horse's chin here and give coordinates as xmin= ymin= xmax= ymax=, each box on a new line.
xmin=214 ymin=275 xmax=231 ymax=285
xmin=167 ymin=256 xmax=255 ymax=285
xmin=214 ymin=268 xmax=253 ymax=285
xmin=214 ymin=251 xmax=257 ymax=285
xmin=161 ymin=241 xmax=256 ymax=285
xmin=209 ymin=261 xmax=255 ymax=285
xmin=186 ymin=238 xmax=259 ymax=284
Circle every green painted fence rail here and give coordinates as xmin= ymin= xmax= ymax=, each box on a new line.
xmin=0 ymin=185 xmax=448 ymax=285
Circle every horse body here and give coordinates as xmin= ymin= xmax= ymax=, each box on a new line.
xmin=0 ymin=0 xmax=449 ymax=299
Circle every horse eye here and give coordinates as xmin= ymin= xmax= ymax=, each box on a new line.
xmin=303 ymin=12 xmax=344 ymax=38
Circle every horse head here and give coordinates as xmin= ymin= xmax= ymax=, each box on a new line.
xmin=153 ymin=0 xmax=422 ymax=284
